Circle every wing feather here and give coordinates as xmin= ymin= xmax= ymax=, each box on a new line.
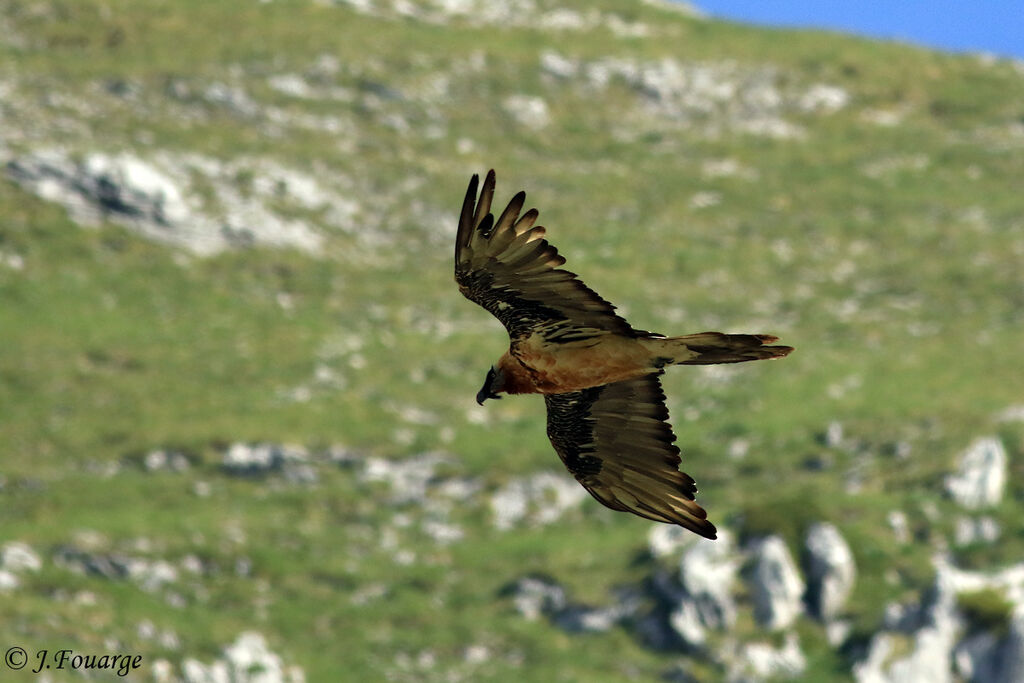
xmin=455 ymin=170 xmax=638 ymax=343
xmin=544 ymin=373 xmax=717 ymax=539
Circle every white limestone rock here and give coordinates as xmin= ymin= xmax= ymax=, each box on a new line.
xmin=5 ymin=149 xmax=328 ymax=256
xmin=945 ymin=437 xmax=1007 ymax=509
xmin=182 ymin=631 xmax=305 ymax=683
xmin=804 ymin=522 xmax=856 ymax=621
xmin=505 ymin=575 xmax=567 ymax=621
xmin=732 ymin=632 xmax=807 ymax=682
xmin=954 ymin=515 xmax=1001 ymax=546
xmin=748 ymin=536 xmax=805 ymax=630
xmin=222 ymin=442 xmax=314 ymax=483
xmin=668 ymin=530 xmax=740 ymax=646
xmin=1 ymin=542 xmax=42 ymax=574
xmin=854 ymin=565 xmax=963 ymax=683
xmin=489 ymin=472 xmax=586 ymax=530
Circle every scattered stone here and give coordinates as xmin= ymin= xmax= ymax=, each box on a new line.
xmin=144 ymin=449 xmax=191 ymax=473
xmin=202 ymin=82 xmax=262 ymax=119
xmin=537 ymin=52 xmax=835 ymax=139
xmin=826 ymin=620 xmax=852 ymax=647
xmin=639 ymin=0 xmax=703 ymax=16
xmin=181 ymin=631 xmax=304 ymax=683
xmin=421 ymin=519 xmax=464 ymax=545
xmin=673 ymin=532 xmax=740 ymax=641
xmin=884 ymin=440 xmax=912 ymax=460
xmin=5 ymin=149 xmax=327 ymax=256
xmin=954 ymin=516 xmax=1001 ymax=546
xmin=6 ymin=149 xmax=186 ymax=226
xmin=152 ymin=658 xmax=175 ymax=683
xmin=137 ymin=620 xmax=181 ymax=650
xmin=462 ymin=644 xmax=490 ymax=665
xmin=2 ymin=542 xmax=42 ymax=573
xmin=854 ymin=565 xmax=962 ymax=683
xmin=804 ymin=522 xmax=856 ymax=621
xmin=995 ymin=404 xmax=1024 ymax=422
xmin=798 ymin=84 xmax=850 ymax=113
xmin=748 ymin=536 xmax=805 ymax=630
xmin=338 ymin=0 xmax=661 ymax=36
xmin=733 ymin=632 xmax=807 ymax=681
xmin=955 ymin=631 xmax=1001 ymax=682
xmin=552 ymin=600 xmax=635 ymax=634
xmin=53 ymin=545 xmax=132 ymax=581
xmin=503 ymin=94 xmax=550 ymax=130
xmin=506 ymin=575 xmax=638 ymax=635
xmin=490 ymin=472 xmax=586 ymax=530
xmin=0 ymin=250 xmax=24 ymax=270
xmin=52 ymin=546 xmax=178 ymax=592
xmin=945 ymin=437 xmax=1007 ymax=509
xmin=433 ymin=476 xmax=483 ymax=501
xmin=648 ymin=523 xmax=696 ymax=559
xmin=503 ymin=575 xmax=567 ymax=621
xmin=326 ymin=445 xmax=362 ymax=469
xmin=823 ymin=420 xmax=844 ymax=448
xmin=133 ymin=560 xmax=179 ymax=593
xmin=267 ymin=73 xmax=316 ymax=99
xmin=361 ymin=451 xmax=452 ymax=504
xmin=995 ymin=606 xmax=1024 ymax=683
xmin=0 ymin=570 xmax=19 ymax=591
xmin=688 ymin=191 xmax=721 ymax=209
xmin=221 ymin=442 xmax=315 ymax=483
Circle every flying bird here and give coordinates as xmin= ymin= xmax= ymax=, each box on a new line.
xmin=454 ymin=170 xmax=792 ymax=539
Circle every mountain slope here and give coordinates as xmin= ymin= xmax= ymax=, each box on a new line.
xmin=2 ymin=0 xmax=1023 ymax=680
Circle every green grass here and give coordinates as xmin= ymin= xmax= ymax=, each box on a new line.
xmin=2 ymin=0 xmax=1024 ymax=680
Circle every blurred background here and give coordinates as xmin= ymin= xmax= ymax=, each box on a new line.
xmin=1 ymin=1 xmax=1023 ymax=681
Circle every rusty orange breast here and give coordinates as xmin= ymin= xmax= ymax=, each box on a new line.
xmin=505 ymin=334 xmax=654 ymax=394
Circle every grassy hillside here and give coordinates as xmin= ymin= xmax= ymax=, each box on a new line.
xmin=2 ymin=0 xmax=1023 ymax=680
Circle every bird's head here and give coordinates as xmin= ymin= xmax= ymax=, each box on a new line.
xmin=476 ymin=365 xmax=505 ymax=405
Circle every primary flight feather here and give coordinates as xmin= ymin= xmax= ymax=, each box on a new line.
xmin=454 ymin=170 xmax=792 ymax=539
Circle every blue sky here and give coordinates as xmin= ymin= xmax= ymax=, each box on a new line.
xmin=693 ymin=1 xmax=1024 ymax=59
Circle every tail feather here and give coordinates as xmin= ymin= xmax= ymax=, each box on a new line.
xmin=647 ymin=332 xmax=793 ymax=366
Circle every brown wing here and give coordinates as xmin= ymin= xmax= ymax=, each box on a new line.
xmin=454 ymin=170 xmax=638 ymax=344
xmin=544 ymin=373 xmax=717 ymax=539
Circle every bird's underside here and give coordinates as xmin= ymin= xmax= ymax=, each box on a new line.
xmin=454 ymin=170 xmax=792 ymax=539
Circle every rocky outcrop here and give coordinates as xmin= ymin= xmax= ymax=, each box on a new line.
xmin=175 ymin=632 xmax=305 ymax=683
xmin=954 ymin=515 xmax=1001 ymax=546
xmin=0 ymin=541 xmax=42 ymax=591
xmin=222 ymin=442 xmax=316 ymax=484
xmin=53 ymin=546 xmax=179 ymax=593
xmin=804 ymin=523 xmax=856 ymax=621
xmin=489 ymin=472 xmax=587 ymax=530
xmin=503 ymin=574 xmax=638 ymax=634
xmin=945 ymin=437 xmax=1007 ymax=509
xmin=849 ymin=557 xmax=1024 ymax=683
xmin=995 ymin=606 xmax=1024 ymax=683
xmin=668 ymin=531 xmax=741 ymax=647
xmin=854 ymin=574 xmax=961 ymax=683
xmin=6 ymin=149 xmax=329 ymax=255
xmin=748 ymin=536 xmax=805 ymax=630
xmin=731 ymin=633 xmax=807 ymax=682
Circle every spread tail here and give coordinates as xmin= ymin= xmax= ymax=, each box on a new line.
xmin=646 ymin=332 xmax=793 ymax=366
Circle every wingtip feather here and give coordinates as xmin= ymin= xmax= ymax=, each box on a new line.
xmin=474 ymin=169 xmax=496 ymax=227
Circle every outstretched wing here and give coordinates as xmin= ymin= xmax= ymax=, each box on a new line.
xmin=454 ymin=170 xmax=638 ymax=344
xmin=544 ymin=373 xmax=716 ymax=539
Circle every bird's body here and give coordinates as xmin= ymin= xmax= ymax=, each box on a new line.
xmin=454 ymin=170 xmax=792 ymax=539
xmin=500 ymin=331 xmax=785 ymax=395
xmin=498 ymin=333 xmax=649 ymax=394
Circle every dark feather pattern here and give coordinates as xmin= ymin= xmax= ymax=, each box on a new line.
xmin=544 ymin=373 xmax=717 ymax=539
xmin=455 ymin=170 xmax=639 ymax=343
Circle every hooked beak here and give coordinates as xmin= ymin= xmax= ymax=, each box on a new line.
xmin=476 ymin=388 xmax=501 ymax=405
